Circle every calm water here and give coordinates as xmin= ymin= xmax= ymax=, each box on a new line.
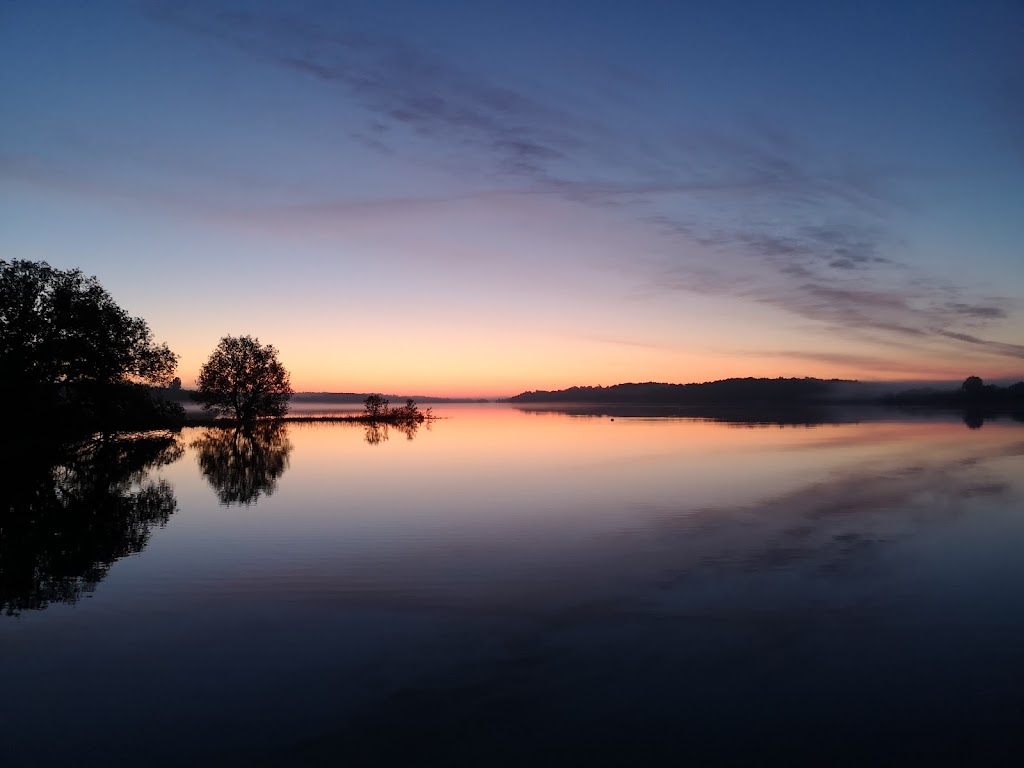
xmin=2 ymin=405 xmax=1023 ymax=765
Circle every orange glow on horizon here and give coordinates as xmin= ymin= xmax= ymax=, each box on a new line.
xmin=174 ymin=351 xmax=1023 ymax=399
xmin=164 ymin=305 xmax=1024 ymax=399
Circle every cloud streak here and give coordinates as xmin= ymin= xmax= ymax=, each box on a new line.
xmin=20 ymin=1 xmax=1019 ymax=371
xmin=150 ymin=2 xmax=590 ymax=185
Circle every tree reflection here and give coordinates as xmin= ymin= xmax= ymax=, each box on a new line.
xmin=191 ymin=422 xmax=292 ymax=506
xmin=0 ymin=434 xmax=182 ymax=615
xmin=363 ymin=420 xmax=420 ymax=445
xmin=963 ymin=411 xmax=986 ymax=429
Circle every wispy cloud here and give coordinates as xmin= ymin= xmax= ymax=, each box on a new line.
xmin=749 ymin=281 xmax=1018 ymax=358
xmin=936 ymin=331 xmax=1024 ymax=359
xmin=39 ymin=1 xmax=1020 ymax=367
xmin=752 ymin=349 xmax=951 ymax=376
xmin=150 ymin=2 xmax=904 ymax=208
xmin=150 ymin=2 xmax=590 ymax=186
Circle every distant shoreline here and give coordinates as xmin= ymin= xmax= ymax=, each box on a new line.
xmin=505 ymin=376 xmax=1024 ymax=408
xmin=155 ymin=376 xmax=1023 ymax=428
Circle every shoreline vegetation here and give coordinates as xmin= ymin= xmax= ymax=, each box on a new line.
xmin=5 ymin=260 xmax=1020 ymax=438
xmin=175 ymin=393 xmax=436 ymax=429
xmin=182 ymin=410 xmax=439 ymax=429
xmin=152 ymin=375 xmax=1024 ymax=423
xmin=145 ymin=376 xmax=1024 ymax=432
xmin=183 ymin=414 xmax=440 ymax=427
xmin=159 ymin=376 xmax=1024 ymax=411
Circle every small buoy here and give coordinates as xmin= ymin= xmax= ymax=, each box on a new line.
xmin=610 ymin=418 xmax=615 ymax=421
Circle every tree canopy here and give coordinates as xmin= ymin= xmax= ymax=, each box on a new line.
xmin=0 ymin=259 xmax=181 ymax=433
xmin=196 ymin=335 xmax=293 ymax=421
xmin=1 ymin=260 xmax=177 ymax=389
xmin=961 ymin=376 xmax=984 ymax=394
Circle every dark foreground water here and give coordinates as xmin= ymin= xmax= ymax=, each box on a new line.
xmin=2 ymin=405 xmax=1023 ymax=766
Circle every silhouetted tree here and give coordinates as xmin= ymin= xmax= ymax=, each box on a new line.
xmin=0 ymin=434 xmax=182 ymax=615
xmin=169 ymin=376 xmax=182 ymax=391
xmin=0 ymin=259 xmax=182 ymax=433
xmin=396 ymin=398 xmax=420 ymax=421
xmin=363 ymin=395 xmax=428 ymax=426
xmin=190 ymin=422 xmax=293 ymax=505
xmin=195 ymin=335 xmax=293 ymax=421
xmin=961 ymin=376 xmax=984 ymax=395
xmin=363 ymin=394 xmax=390 ymax=419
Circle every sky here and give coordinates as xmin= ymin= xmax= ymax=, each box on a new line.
xmin=1 ymin=0 xmax=1022 ymax=397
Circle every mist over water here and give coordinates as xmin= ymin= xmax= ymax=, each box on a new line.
xmin=2 ymin=405 xmax=1023 ymax=765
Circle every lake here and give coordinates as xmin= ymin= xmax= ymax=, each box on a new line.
xmin=2 ymin=404 xmax=1023 ymax=765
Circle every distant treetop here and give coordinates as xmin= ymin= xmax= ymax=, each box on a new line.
xmin=0 ymin=259 xmax=177 ymax=390
xmin=961 ymin=376 xmax=984 ymax=394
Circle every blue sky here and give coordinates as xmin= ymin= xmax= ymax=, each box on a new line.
xmin=2 ymin=0 xmax=1022 ymax=395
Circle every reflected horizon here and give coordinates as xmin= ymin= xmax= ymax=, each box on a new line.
xmin=3 ymin=406 xmax=1024 ymax=764
xmin=512 ymin=401 xmax=1024 ymax=429
xmin=4 ymin=407 xmax=1023 ymax=615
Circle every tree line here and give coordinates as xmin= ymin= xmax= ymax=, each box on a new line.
xmin=1 ymin=260 xmax=292 ymax=434
xmin=1 ymin=260 xmax=440 ymax=436
xmin=1 ymin=260 xmax=182 ymax=435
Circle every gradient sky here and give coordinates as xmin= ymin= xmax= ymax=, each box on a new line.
xmin=2 ymin=0 xmax=1022 ymax=396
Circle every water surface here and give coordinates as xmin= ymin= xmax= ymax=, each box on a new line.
xmin=2 ymin=405 xmax=1023 ymax=765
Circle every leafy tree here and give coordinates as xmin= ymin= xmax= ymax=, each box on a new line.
xmin=0 ymin=259 xmax=181 ymax=432
xmin=196 ymin=335 xmax=293 ymax=421
xmin=0 ymin=260 xmax=177 ymax=388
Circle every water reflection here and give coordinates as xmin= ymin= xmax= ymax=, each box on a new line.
xmin=518 ymin=403 xmax=1024 ymax=429
xmin=644 ymin=437 xmax=1022 ymax=588
xmin=3 ymin=411 xmax=1024 ymax=765
xmin=191 ymin=422 xmax=293 ymax=506
xmin=0 ymin=434 xmax=181 ymax=615
xmin=512 ymin=402 xmax=864 ymax=425
xmin=363 ymin=419 xmax=421 ymax=445
xmin=960 ymin=409 xmax=1024 ymax=429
